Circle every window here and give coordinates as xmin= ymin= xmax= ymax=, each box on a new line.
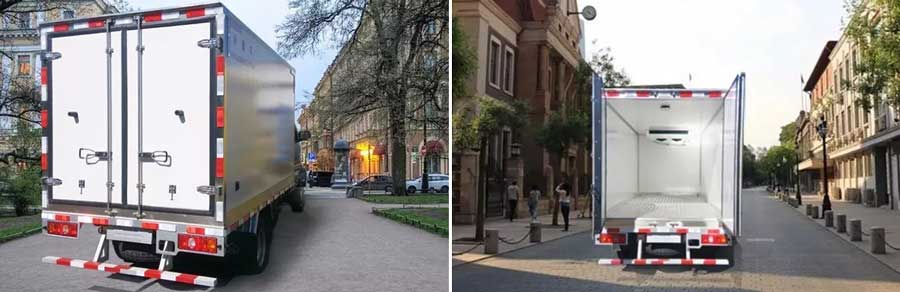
xmin=18 ymin=12 xmax=30 ymax=28
xmin=17 ymin=55 xmax=31 ymax=76
xmin=63 ymin=9 xmax=75 ymax=19
xmin=503 ymin=46 xmax=515 ymax=94
xmin=488 ymin=36 xmax=501 ymax=88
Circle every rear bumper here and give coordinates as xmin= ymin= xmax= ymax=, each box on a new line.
xmin=598 ymin=258 xmax=729 ymax=266
xmin=42 ymin=256 xmax=216 ymax=287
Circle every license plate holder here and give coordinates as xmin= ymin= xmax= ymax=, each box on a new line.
xmin=107 ymin=228 xmax=154 ymax=245
xmin=646 ymin=234 xmax=682 ymax=244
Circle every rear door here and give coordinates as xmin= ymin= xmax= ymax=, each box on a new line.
xmin=48 ymin=30 xmax=125 ymax=205
xmin=124 ymin=20 xmax=215 ymax=213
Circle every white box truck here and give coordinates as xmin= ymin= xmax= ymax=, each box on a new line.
xmin=592 ymin=73 xmax=745 ymax=266
xmin=37 ymin=2 xmax=304 ymax=286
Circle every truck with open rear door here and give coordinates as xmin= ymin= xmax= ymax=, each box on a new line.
xmin=592 ymin=73 xmax=745 ymax=266
xmin=37 ymin=2 xmax=303 ymax=286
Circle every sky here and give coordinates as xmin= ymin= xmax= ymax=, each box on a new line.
xmin=132 ymin=0 xmax=337 ymax=112
xmin=579 ymin=0 xmax=847 ymax=147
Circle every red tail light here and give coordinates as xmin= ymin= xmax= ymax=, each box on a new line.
xmin=701 ymin=234 xmax=728 ymax=245
xmin=178 ymin=234 xmax=218 ymax=254
xmin=47 ymin=221 xmax=78 ymax=238
xmin=599 ymin=233 xmax=627 ymax=244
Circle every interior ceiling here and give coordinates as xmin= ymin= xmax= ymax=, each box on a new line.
xmin=608 ymin=99 xmax=723 ymax=136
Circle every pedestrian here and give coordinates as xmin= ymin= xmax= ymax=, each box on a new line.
xmin=528 ymin=185 xmax=541 ymax=222
xmin=507 ymin=181 xmax=519 ymax=222
xmin=556 ymin=182 xmax=571 ymax=231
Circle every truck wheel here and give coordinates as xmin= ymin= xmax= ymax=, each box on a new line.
xmin=233 ymin=217 xmax=272 ymax=275
xmin=616 ymin=244 xmax=637 ymax=259
xmin=112 ymin=240 xmax=161 ymax=263
xmin=288 ymin=188 xmax=305 ymax=213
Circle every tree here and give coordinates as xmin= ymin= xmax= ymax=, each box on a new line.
xmin=451 ymin=18 xmax=476 ymax=101
xmin=586 ymin=45 xmax=630 ymax=88
xmin=277 ymin=0 xmax=448 ymax=195
xmin=779 ymin=121 xmax=797 ymax=150
xmin=844 ymin=0 xmax=900 ymax=112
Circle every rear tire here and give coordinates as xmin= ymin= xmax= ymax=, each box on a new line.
xmin=288 ymin=187 xmax=305 ymax=213
xmin=232 ymin=215 xmax=271 ymax=275
xmin=440 ymin=186 xmax=448 ymax=193
xmin=407 ymin=186 xmax=416 ymax=194
xmin=616 ymin=243 xmax=637 ymax=259
xmin=113 ymin=241 xmax=161 ymax=264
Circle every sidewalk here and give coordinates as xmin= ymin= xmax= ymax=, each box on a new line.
xmin=451 ymin=213 xmax=592 ymax=266
xmin=776 ymin=192 xmax=900 ymax=273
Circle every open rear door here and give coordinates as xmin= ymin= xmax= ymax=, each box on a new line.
xmin=124 ymin=19 xmax=215 ymax=214
xmin=592 ymin=73 xmax=606 ymax=243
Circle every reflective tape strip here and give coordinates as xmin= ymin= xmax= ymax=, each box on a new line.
xmin=92 ymin=217 xmax=109 ymax=226
xmin=185 ymin=7 xmax=206 ymax=18
xmin=42 ymin=256 xmax=215 ymax=287
xmin=205 ymin=228 xmax=225 ymax=237
xmin=158 ymin=223 xmax=176 ymax=232
xmin=216 ymin=138 xmax=224 ymax=158
xmin=140 ymin=222 xmax=159 ymax=230
xmin=77 ymin=216 xmax=93 ymax=224
xmin=41 ymin=137 xmax=48 ymax=153
xmin=41 ymin=190 xmax=48 ymax=208
xmin=88 ymin=20 xmax=105 ymax=28
xmin=162 ymin=11 xmax=180 ymax=20
xmin=597 ymin=258 xmax=729 ymax=266
xmin=186 ymin=226 xmax=205 ymax=235
xmin=41 ymin=85 xmax=47 ymax=101
xmin=53 ymin=23 xmax=70 ymax=32
xmin=72 ymin=22 xmax=88 ymax=30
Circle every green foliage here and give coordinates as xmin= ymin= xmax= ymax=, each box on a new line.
xmin=779 ymin=121 xmax=797 ymax=150
xmin=452 ymin=18 xmax=477 ymax=100
xmin=587 ymin=46 xmax=631 ymax=88
xmin=453 ymin=96 xmax=528 ymax=152
xmin=845 ymin=0 xmax=900 ymax=111
xmin=536 ymin=112 xmax=590 ymax=156
xmin=358 ymin=194 xmax=448 ymax=204
xmin=759 ymin=145 xmax=797 ymax=185
xmin=742 ymin=145 xmax=764 ymax=186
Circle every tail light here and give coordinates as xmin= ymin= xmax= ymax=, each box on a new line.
xmin=701 ymin=234 xmax=728 ymax=245
xmin=598 ymin=233 xmax=627 ymax=244
xmin=178 ymin=233 xmax=218 ymax=254
xmin=47 ymin=221 xmax=78 ymax=238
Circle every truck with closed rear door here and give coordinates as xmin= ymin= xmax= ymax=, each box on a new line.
xmin=591 ymin=73 xmax=745 ymax=266
xmin=37 ymin=2 xmax=304 ymax=286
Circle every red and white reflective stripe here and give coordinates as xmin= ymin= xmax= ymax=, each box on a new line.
xmin=602 ymin=227 xmax=722 ymax=234
xmin=598 ymin=258 xmax=729 ymax=266
xmin=53 ymin=23 xmax=70 ymax=32
xmin=185 ymin=225 xmax=225 ymax=237
xmin=43 ymin=256 xmax=216 ymax=287
xmin=604 ymin=89 xmax=725 ymax=99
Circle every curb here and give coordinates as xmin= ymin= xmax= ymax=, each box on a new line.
xmin=372 ymin=207 xmax=449 ymax=237
xmin=0 ymin=226 xmax=41 ymax=244
xmin=452 ymin=226 xmax=590 ymax=267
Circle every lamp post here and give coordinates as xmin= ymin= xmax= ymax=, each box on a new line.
xmin=816 ymin=118 xmax=832 ymax=214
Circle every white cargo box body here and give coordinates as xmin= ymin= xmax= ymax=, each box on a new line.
xmin=591 ymin=74 xmax=745 ymax=247
xmin=39 ymin=2 xmax=295 ymax=247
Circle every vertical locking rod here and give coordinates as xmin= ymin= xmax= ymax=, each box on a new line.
xmin=135 ymin=16 xmax=146 ymax=219
xmin=104 ymin=18 xmax=116 ymax=216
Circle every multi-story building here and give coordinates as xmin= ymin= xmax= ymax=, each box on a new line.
xmin=303 ymin=11 xmax=448 ymax=184
xmin=453 ymin=0 xmax=588 ymax=223
xmin=797 ymin=41 xmax=836 ymax=194
xmin=0 ymin=1 xmax=118 ymax=152
xmin=802 ymin=33 xmax=900 ymax=212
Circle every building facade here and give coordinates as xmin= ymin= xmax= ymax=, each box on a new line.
xmin=802 ymin=33 xmax=900 ymax=212
xmin=453 ymin=0 xmax=589 ymax=224
xmin=0 ymin=1 xmax=118 ymax=152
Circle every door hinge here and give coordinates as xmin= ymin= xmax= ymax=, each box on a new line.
xmin=41 ymin=177 xmax=62 ymax=186
xmin=197 ymin=37 xmax=222 ymax=50
xmin=42 ymin=52 xmax=62 ymax=61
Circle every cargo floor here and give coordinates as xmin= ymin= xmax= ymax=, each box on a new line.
xmin=606 ymin=193 xmax=721 ymax=219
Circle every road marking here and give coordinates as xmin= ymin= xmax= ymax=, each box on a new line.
xmin=745 ymin=238 xmax=776 ymax=243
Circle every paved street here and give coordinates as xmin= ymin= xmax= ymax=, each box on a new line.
xmin=0 ymin=187 xmax=448 ymax=292
xmin=453 ymin=187 xmax=900 ymax=291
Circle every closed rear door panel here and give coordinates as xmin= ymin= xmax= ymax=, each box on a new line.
xmin=125 ymin=21 xmax=212 ymax=212
xmin=50 ymin=31 xmax=124 ymax=204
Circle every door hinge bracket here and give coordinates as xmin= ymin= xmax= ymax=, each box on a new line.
xmin=197 ymin=37 xmax=222 ymax=50
xmin=42 ymin=52 xmax=62 ymax=61
xmin=41 ymin=177 xmax=62 ymax=186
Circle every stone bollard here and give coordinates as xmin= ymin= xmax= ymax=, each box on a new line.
xmin=871 ymin=227 xmax=886 ymax=254
xmin=806 ymin=204 xmax=813 ymax=216
xmin=824 ymin=210 xmax=834 ymax=227
xmin=812 ymin=205 xmax=820 ymax=219
xmin=485 ymin=230 xmax=499 ymax=254
xmin=836 ymin=214 xmax=847 ymax=233
xmin=849 ymin=219 xmax=862 ymax=242
xmin=530 ymin=222 xmax=542 ymax=243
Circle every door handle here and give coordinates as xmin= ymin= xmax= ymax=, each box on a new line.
xmin=67 ymin=112 xmax=79 ymax=123
xmin=174 ymin=110 xmax=185 ymax=123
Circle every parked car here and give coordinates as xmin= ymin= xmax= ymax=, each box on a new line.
xmin=352 ymin=175 xmax=394 ymax=194
xmin=308 ymin=171 xmax=334 ymax=187
xmin=406 ymin=174 xmax=449 ymax=194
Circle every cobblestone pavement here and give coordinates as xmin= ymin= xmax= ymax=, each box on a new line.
xmin=0 ymin=188 xmax=448 ymax=292
xmin=453 ymin=187 xmax=900 ymax=291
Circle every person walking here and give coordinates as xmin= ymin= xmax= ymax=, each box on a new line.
xmin=507 ymin=181 xmax=520 ymax=222
xmin=556 ymin=182 xmax=571 ymax=231
xmin=528 ymin=185 xmax=541 ymax=222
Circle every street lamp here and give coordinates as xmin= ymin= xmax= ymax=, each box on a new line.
xmin=816 ymin=118 xmax=832 ymax=215
xmin=568 ymin=5 xmax=597 ymax=21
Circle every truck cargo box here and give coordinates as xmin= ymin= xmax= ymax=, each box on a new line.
xmin=591 ymin=73 xmax=745 ymax=266
xmin=37 ymin=2 xmax=298 ymax=286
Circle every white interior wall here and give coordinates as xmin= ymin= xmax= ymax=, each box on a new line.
xmin=638 ymin=137 xmax=700 ymax=194
xmin=701 ymin=107 xmax=724 ymax=213
xmin=605 ymin=108 xmax=638 ymax=210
